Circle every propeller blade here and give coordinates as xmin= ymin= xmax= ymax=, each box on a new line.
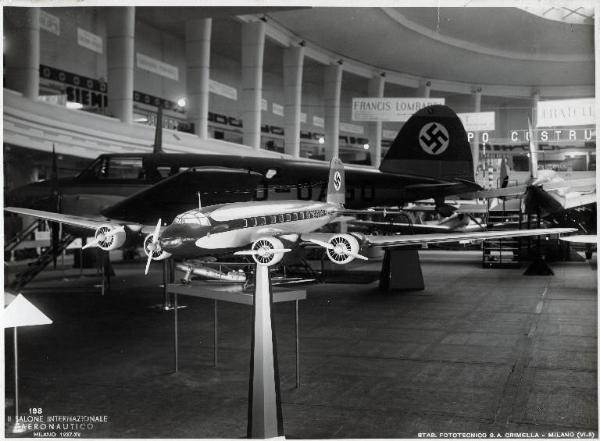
xmin=345 ymin=251 xmax=368 ymax=260
xmin=152 ymin=218 xmax=162 ymax=244
xmin=145 ymin=253 xmax=153 ymax=275
xmin=82 ymin=239 xmax=98 ymax=250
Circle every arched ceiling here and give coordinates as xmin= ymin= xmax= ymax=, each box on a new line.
xmin=266 ymin=7 xmax=594 ymax=88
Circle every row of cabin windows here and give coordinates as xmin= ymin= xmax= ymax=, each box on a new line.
xmin=242 ymin=209 xmax=327 ymax=228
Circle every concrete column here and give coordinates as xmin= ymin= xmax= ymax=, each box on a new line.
xmin=241 ymin=21 xmax=266 ymax=149
xmin=471 ymin=88 xmax=482 ymax=175
xmin=324 ymin=63 xmax=343 ymax=161
xmin=186 ymin=18 xmax=212 ymax=139
xmin=531 ymin=90 xmax=540 ymax=128
xmin=4 ymin=8 xmax=40 ymax=100
xmin=106 ymin=7 xmax=135 ymax=124
xmin=416 ymin=80 xmax=431 ymax=98
xmin=283 ymin=45 xmax=305 ymax=157
xmin=366 ymin=74 xmax=385 ymax=168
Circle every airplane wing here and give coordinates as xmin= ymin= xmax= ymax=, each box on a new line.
xmin=559 ymin=234 xmax=597 ymax=244
xmin=5 ymin=206 xmax=156 ymax=235
xmin=5 ymin=207 xmax=112 ymax=230
xmin=348 ymin=219 xmax=454 ymax=233
xmin=303 ymin=228 xmax=576 ymax=249
xmin=562 ymin=193 xmax=597 ymax=210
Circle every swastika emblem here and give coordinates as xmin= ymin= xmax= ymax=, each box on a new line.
xmin=418 ymin=122 xmax=450 ymax=155
xmin=333 ymin=171 xmax=342 ymax=191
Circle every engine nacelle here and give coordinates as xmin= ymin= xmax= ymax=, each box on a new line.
xmin=94 ymin=224 xmax=127 ymax=251
xmin=143 ymin=233 xmax=171 ymax=261
xmin=326 ymin=233 xmax=360 ymax=265
xmin=251 ymin=237 xmax=285 ymax=266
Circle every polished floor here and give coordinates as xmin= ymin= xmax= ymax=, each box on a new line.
xmin=4 ymin=251 xmax=598 ymax=438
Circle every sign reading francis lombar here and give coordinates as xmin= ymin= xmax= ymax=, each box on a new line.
xmin=536 ymin=98 xmax=595 ymax=128
xmin=352 ymin=98 xmax=444 ymax=122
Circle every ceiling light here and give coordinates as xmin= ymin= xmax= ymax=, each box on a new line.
xmin=363 ymin=143 xmax=370 ymax=150
xmin=318 ymin=137 xmax=325 ymax=145
xmin=177 ymin=98 xmax=187 ymax=107
xmin=66 ymin=102 xmax=83 ymax=110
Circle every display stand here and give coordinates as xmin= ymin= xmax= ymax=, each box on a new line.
xmin=379 ymin=248 xmax=425 ymax=291
xmin=4 ymin=294 xmax=53 ymax=434
xmin=523 ymin=257 xmax=554 ymax=275
xmin=168 ymin=280 xmax=304 ymax=387
xmin=149 ymin=260 xmax=186 ymax=311
xmin=168 ymin=269 xmax=306 ymax=439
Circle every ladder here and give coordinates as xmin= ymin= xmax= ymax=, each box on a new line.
xmin=4 ymin=220 xmax=41 ymax=253
xmin=9 ymin=234 xmax=76 ymax=290
xmin=482 ymin=198 xmax=522 ymax=268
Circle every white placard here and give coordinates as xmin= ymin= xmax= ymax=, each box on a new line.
xmin=261 ymin=98 xmax=268 ymax=111
xmin=382 ymin=129 xmax=397 ymax=139
xmin=272 ymin=103 xmax=284 ymax=116
xmin=537 ymin=98 xmax=595 ymax=127
xmin=209 ymin=79 xmax=237 ymax=100
xmin=352 ymin=98 xmax=445 ymax=122
xmin=313 ymin=116 xmax=324 ymax=127
xmin=457 ymin=111 xmax=495 ymax=132
xmin=300 ymin=112 xmax=307 ymax=123
xmin=40 ymin=10 xmax=60 ymax=35
xmin=136 ymin=53 xmax=179 ymax=81
xmin=77 ymin=28 xmax=103 ymax=54
xmin=340 ymin=122 xmax=364 ymax=135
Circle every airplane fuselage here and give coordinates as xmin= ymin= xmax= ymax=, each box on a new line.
xmin=159 ymin=200 xmax=340 ymax=258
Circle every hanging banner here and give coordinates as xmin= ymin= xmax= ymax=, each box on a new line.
xmin=136 ymin=53 xmax=179 ymax=81
xmin=340 ymin=122 xmax=364 ymax=135
xmin=272 ymin=103 xmax=284 ymax=116
xmin=313 ymin=116 xmax=324 ymax=127
xmin=209 ymin=79 xmax=237 ymax=101
xmin=537 ymin=98 xmax=595 ymax=127
xmin=77 ymin=28 xmax=103 ymax=54
xmin=40 ymin=10 xmax=60 ymax=35
xmin=457 ymin=111 xmax=495 ymax=132
xmin=352 ymin=97 xmax=444 ymax=122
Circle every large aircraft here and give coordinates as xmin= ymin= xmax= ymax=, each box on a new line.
xmin=6 ymin=159 xmax=576 ymax=276
xmin=7 ymin=105 xmax=480 ymax=226
xmin=461 ymin=119 xmax=596 ymax=216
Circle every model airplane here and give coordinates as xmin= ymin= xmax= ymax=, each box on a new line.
xmin=6 ymin=105 xmax=480 ymax=226
xmin=6 ymin=159 xmax=577 ymax=275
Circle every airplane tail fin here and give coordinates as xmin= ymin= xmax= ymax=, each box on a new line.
xmin=326 ymin=158 xmax=346 ymax=206
xmin=527 ymin=118 xmax=538 ymax=180
xmin=379 ymin=105 xmax=474 ymax=182
xmin=153 ymin=106 xmax=163 ymax=154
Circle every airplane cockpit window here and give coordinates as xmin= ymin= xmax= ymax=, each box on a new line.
xmin=173 ymin=210 xmax=211 ymax=226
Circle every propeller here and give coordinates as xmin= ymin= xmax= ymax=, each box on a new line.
xmin=82 ymin=225 xmax=126 ymax=250
xmin=234 ymin=248 xmax=292 ymax=256
xmin=145 ymin=218 xmax=162 ymax=275
xmin=307 ymin=238 xmax=368 ymax=260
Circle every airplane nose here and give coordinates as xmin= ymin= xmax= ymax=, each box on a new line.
xmin=159 ymin=224 xmax=210 ymax=251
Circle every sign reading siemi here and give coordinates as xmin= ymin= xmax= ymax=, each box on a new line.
xmin=536 ymin=98 xmax=595 ymax=127
xmin=352 ymin=98 xmax=444 ymax=122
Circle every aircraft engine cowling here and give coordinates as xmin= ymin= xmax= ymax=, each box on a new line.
xmin=251 ymin=237 xmax=285 ymax=266
xmin=93 ymin=224 xmax=127 ymax=251
xmin=326 ymin=233 xmax=360 ymax=265
xmin=143 ymin=233 xmax=171 ymax=261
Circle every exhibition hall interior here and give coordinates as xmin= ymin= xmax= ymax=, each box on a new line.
xmin=3 ymin=5 xmax=597 ymax=439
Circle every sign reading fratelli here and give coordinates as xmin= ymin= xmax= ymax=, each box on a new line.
xmin=351 ymin=98 xmax=445 ymax=122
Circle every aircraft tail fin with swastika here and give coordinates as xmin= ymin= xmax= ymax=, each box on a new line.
xmin=326 ymin=158 xmax=346 ymax=206
xmin=379 ymin=105 xmax=474 ymax=182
